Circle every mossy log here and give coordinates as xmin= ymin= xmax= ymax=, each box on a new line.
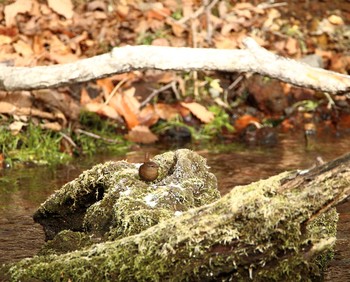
xmin=3 ymin=150 xmax=350 ymax=281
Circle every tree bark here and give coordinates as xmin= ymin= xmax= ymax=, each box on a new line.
xmin=3 ymin=152 xmax=350 ymax=281
xmin=0 ymin=37 xmax=349 ymax=93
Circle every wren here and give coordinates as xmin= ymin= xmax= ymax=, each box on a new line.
xmin=139 ymin=161 xmax=159 ymax=182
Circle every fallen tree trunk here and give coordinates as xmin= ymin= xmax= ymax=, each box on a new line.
xmin=3 ymin=150 xmax=350 ymax=281
xmin=0 ymin=37 xmax=349 ymax=93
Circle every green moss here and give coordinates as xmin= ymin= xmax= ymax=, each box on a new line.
xmin=38 ymin=230 xmax=94 ymax=256
xmin=76 ymin=111 xmax=129 ymax=156
xmin=0 ymin=113 xmax=129 ymax=166
xmin=0 ymin=122 xmax=71 ymax=166
xmin=308 ymin=208 xmax=338 ymax=276
xmin=199 ymin=105 xmax=235 ymax=138
xmin=32 ymin=149 xmax=220 ymax=248
xmin=3 ymin=152 xmax=343 ymax=281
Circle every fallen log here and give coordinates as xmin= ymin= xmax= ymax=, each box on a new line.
xmin=2 ymin=149 xmax=350 ymax=281
xmin=0 ymin=38 xmax=349 ymax=93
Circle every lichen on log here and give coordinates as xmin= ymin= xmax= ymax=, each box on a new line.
xmin=3 ymin=150 xmax=350 ymax=281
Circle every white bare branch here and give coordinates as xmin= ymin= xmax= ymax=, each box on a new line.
xmin=0 ymin=37 xmax=349 ymax=94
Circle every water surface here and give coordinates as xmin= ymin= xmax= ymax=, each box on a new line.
xmin=0 ymin=132 xmax=349 ymax=280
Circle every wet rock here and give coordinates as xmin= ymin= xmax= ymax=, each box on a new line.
xmin=241 ymin=124 xmax=278 ymax=146
xmin=247 ymin=75 xmax=288 ymax=114
xmin=160 ymin=125 xmax=192 ymax=144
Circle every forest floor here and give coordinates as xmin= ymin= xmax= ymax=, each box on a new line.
xmin=0 ymin=0 xmax=349 ymax=165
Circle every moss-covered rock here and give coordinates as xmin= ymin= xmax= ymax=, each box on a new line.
xmin=33 ymin=149 xmax=220 ymax=253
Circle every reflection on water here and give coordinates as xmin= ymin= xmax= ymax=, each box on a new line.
xmin=206 ymin=132 xmax=350 ymax=195
xmin=0 ymin=133 xmax=350 ymax=277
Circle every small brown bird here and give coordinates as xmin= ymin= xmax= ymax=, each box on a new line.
xmin=139 ymin=161 xmax=159 ymax=182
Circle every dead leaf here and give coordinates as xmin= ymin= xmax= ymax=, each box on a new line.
xmin=138 ymin=104 xmax=159 ymax=127
xmin=0 ymin=101 xmax=17 ymax=114
xmin=218 ymin=1 xmax=228 ymax=18
xmin=234 ymin=9 xmax=252 ymax=19
xmin=40 ymin=4 xmax=52 ymax=15
xmin=48 ymin=35 xmax=71 ymax=55
xmin=181 ymin=102 xmax=214 ymax=123
xmin=285 ymin=37 xmax=298 ymax=56
xmin=175 ymin=103 xmax=190 ymax=117
xmin=92 ymin=11 xmax=107 ymax=20
xmin=13 ymin=40 xmax=33 ymax=57
xmin=262 ymin=8 xmax=280 ymax=31
xmin=84 ymin=102 xmax=120 ymax=120
xmin=280 ymin=118 xmax=294 ymax=131
xmin=87 ymin=1 xmax=107 ymax=12
xmin=329 ymin=54 xmax=350 ymax=74
xmin=151 ymin=38 xmax=170 ymax=46
xmin=169 ymin=22 xmax=186 ymax=37
xmin=338 ymin=113 xmax=350 ymax=129
xmin=9 ymin=120 xmax=27 ymax=134
xmin=0 ymin=91 xmax=33 ymax=108
xmin=181 ymin=0 xmax=193 ymax=18
xmin=147 ymin=8 xmax=170 ymax=21
xmin=0 ymin=154 xmax=4 ymax=167
xmin=125 ymin=125 xmax=158 ymax=144
xmin=139 ymin=2 xmax=164 ymax=12
xmin=154 ymin=103 xmax=180 ymax=120
xmin=0 ymin=26 xmax=17 ymax=37
xmin=97 ymin=78 xmax=115 ymax=98
xmin=213 ymin=34 xmax=239 ymax=49
xmin=32 ymin=89 xmax=78 ymax=121
xmin=49 ymin=53 xmax=79 ymax=64
xmin=32 ymin=35 xmax=45 ymax=54
xmin=328 ymin=15 xmax=344 ymax=26
xmin=0 ymin=35 xmax=12 ymax=45
xmin=123 ymin=87 xmax=140 ymax=114
xmin=80 ymin=87 xmax=92 ymax=105
xmin=234 ymin=3 xmax=254 ymax=10
xmin=48 ymin=0 xmax=74 ymax=19
xmin=109 ymin=93 xmax=139 ymax=129
xmin=40 ymin=122 xmax=62 ymax=131
xmin=220 ymin=23 xmax=240 ymax=36
xmin=116 ymin=5 xmax=129 ymax=18
xmin=148 ymin=72 xmax=175 ymax=84
xmin=234 ymin=114 xmax=259 ymax=132
xmin=4 ymin=0 xmax=33 ymax=27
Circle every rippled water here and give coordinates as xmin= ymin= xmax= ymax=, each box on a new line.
xmin=0 ymin=132 xmax=349 ymax=280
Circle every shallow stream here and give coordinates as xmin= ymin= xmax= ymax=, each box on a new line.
xmin=0 ymin=132 xmax=349 ymax=280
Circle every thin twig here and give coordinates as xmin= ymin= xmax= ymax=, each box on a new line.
xmin=59 ymin=132 xmax=77 ymax=147
xmin=177 ymin=0 xmax=219 ymax=25
xmin=190 ymin=18 xmax=199 ymax=97
xmin=206 ymin=0 xmax=220 ymax=43
xmin=223 ymin=75 xmax=244 ymax=105
xmin=323 ymin=92 xmax=336 ymax=109
xmin=228 ymin=75 xmax=244 ymax=91
xmin=104 ymin=77 xmax=128 ymax=105
xmin=204 ymin=0 xmax=218 ymax=44
xmin=75 ymin=128 xmax=120 ymax=144
xmin=171 ymin=81 xmax=181 ymax=100
xmin=140 ymin=83 xmax=174 ymax=108
xmin=257 ymin=2 xmax=287 ymax=9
